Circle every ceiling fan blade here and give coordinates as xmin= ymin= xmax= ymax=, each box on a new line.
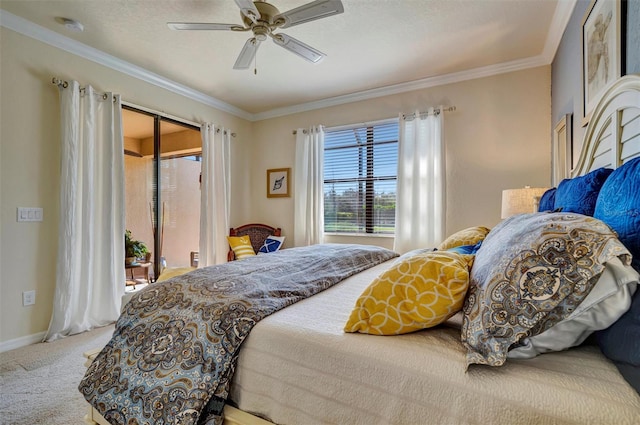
xmin=272 ymin=33 xmax=325 ymax=63
xmin=274 ymin=0 xmax=344 ymax=29
xmin=167 ymin=22 xmax=245 ymax=31
xmin=233 ymin=38 xmax=261 ymax=69
xmin=234 ymin=0 xmax=261 ymax=23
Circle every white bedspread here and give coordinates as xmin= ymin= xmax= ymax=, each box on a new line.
xmin=230 ymin=261 xmax=640 ymax=425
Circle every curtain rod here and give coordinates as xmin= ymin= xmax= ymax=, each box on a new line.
xmin=52 ymin=77 xmax=235 ymax=137
xmin=291 ymin=107 xmax=456 ymax=134
xmin=124 ymin=102 xmax=235 ymax=137
xmin=402 ymin=106 xmax=456 ymax=120
xmin=52 ymin=76 xmax=115 ymax=101
xmin=51 ymin=77 xmax=68 ymax=88
xmin=292 ymin=125 xmax=325 ymax=135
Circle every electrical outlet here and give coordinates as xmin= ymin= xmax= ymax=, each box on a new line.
xmin=23 ymin=290 xmax=36 ymax=306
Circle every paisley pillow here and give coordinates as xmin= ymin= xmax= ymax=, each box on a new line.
xmin=461 ymin=213 xmax=631 ymax=367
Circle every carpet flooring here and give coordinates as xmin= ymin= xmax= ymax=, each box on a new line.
xmin=0 ymin=325 xmax=114 ymax=425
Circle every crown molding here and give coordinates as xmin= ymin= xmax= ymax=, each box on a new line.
xmin=541 ymin=0 xmax=578 ymax=62
xmin=2 ymin=1 xmax=575 ymax=123
xmin=0 ymin=11 xmax=253 ymax=121
xmin=252 ymin=55 xmax=549 ymax=121
xmin=252 ymin=0 xmax=577 ymax=121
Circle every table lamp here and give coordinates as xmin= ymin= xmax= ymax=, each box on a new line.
xmin=501 ymin=186 xmax=549 ymax=219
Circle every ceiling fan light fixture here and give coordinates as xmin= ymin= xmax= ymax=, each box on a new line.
xmin=168 ymin=0 xmax=343 ymax=69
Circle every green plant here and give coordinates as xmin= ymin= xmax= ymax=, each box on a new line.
xmin=125 ymin=230 xmax=149 ymax=259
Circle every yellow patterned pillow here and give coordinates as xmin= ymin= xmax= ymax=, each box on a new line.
xmin=344 ymin=251 xmax=473 ymax=335
xmin=227 ymin=235 xmax=256 ymax=260
xmin=438 ymin=226 xmax=490 ymax=250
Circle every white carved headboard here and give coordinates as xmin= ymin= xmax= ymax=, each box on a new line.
xmin=572 ymin=75 xmax=640 ymax=177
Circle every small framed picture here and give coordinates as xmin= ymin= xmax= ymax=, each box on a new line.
xmin=267 ymin=168 xmax=290 ymax=198
xmin=582 ymin=0 xmax=622 ymax=125
xmin=552 ymin=114 xmax=573 ymax=185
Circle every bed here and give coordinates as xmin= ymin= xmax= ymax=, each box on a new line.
xmin=82 ymin=74 xmax=640 ymax=425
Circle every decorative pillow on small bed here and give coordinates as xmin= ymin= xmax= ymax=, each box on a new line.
xmin=438 ymin=226 xmax=490 ymax=250
xmin=461 ymin=212 xmax=631 ymax=367
xmin=157 ymin=267 xmax=196 ymax=282
xmin=344 ymin=251 xmax=473 ymax=335
xmin=258 ymin=235 xmax=285 ymax=254
xmin=538 ymin=188 xmax=557 ymax=212
xmin=553 ymin=167 xmax=613 ymax=216
xmin=227 ymin=235 xmax=256 ymax=259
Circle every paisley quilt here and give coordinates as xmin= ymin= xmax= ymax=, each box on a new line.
xmin=78 ymin=243 xmax=397 ymax=425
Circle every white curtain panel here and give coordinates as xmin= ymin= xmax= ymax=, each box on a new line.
xmin=45 ymin=81 xmax=125 ymax=341
xmin=199 ymin=124 xmax=231 ymax=266
xmin=394 ymin=107 xmax=446 ymax=254
xmin=294 ymin=126 xmax=325 ymax=246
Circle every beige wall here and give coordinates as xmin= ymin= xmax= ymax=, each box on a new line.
xmin=250 ymin=66 xmax=552 ymax=247
xmin=0 ymin=25 xmax=551 ymax=347
xmin=0 ymin=28 xmax=253 ymax=346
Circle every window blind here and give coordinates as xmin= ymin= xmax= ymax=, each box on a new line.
xmin=324 ymin=120 xmax=398 ymax=234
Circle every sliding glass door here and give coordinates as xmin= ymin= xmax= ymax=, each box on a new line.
xmin=122 ymin=106 xmax=201 ymax=285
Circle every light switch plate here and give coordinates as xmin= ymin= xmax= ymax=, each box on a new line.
xmin=17 ymin=207 xmax=43 ymax=222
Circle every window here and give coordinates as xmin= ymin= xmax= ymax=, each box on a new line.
xmin=324 ymin=120 xmax=398 ymax=234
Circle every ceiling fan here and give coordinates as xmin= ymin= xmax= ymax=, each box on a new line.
xmin=168 ymin=0 xmax=344 ymax=70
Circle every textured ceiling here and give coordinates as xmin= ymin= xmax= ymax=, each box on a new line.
xmin=1 ymin=0 xmax=562 ymax=116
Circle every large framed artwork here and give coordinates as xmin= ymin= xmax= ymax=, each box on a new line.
xmin=582 ymin=0 xmax=622 ymax=125
xmin=266 ymin=168 xmax=290 ymax=198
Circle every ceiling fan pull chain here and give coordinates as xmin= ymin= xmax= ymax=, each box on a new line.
xmin=254 ymin=50 xmax=258 ymax=75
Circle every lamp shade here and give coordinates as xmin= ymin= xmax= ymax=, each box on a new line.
xmin=501 ymin=187 xmax=549 ymax=219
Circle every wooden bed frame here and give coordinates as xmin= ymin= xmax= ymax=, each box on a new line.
xmin=82 ymin=74 xmax=640 ymax=425
xmin=572 ymin=75 xmax=640 ymax=175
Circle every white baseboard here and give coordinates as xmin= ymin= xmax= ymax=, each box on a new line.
xmin=0 ymin=331 xmax=46 ymax=353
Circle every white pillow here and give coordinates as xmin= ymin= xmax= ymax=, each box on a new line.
xmin=257 ymin=235 xmax=285 ymax=254
xmin=508 ymin=256 xmax=639 ymax=359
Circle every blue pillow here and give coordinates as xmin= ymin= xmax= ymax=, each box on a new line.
xmin=446 ymin=241 xmax=483 ymax=255
xmin=538 ymin=188 xmax=556 ymax=212
xmin=596 ymin=291 xmax=640 ymax=395
xmin=593 ymin=158 xmax=640 ymax=396
xmin=594 ymin=157 xmax=640 ymax=272
xmin=554 ymin=167 xmax=613 ymax=216
xmin=257 ymin=236 xmax=285 ymax=254
xmin=596 ymin=291 xmax=640 ymax=365
xmin=613 ymin=361 xmax=640 ymax=395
